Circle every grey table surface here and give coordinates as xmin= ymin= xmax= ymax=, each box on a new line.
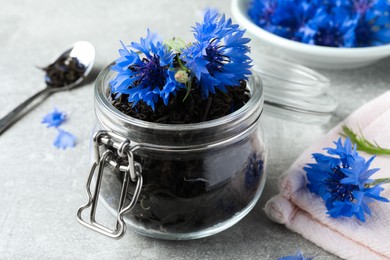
xmin=0 ymin=0 xmax=389 ymax=259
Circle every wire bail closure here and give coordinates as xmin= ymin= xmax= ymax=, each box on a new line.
xmin=77 ymin=130 xmax=143 ymax=239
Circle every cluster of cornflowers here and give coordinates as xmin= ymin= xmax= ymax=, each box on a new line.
xmin=109 ymin=10 xmax=252 ymax=110
xmin=248 ymin=0 xmax=390 ymax=47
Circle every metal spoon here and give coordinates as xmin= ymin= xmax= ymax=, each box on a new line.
xmin=0 ymin=41 xmax=95 ymax=135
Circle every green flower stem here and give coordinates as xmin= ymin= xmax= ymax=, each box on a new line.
xmin=183 ymin=79 xmax=192 ymax=102
xmin=201 ymin=96 xmax=213 ymax=122
xmin=341 ymin=125 xmax=390 ymax=155
xmin=174 ymin=54 xmax=192 ymax=102
xmin=176 ymin=54 xmax=190 ymax=72
xmin=370 ymin=178 xmax=390 ymax=187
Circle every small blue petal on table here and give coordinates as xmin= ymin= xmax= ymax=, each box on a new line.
xmin=53 ymin=129 xmax=76 ymax=149
xmin=41 ymin=108 xmax=66 ymax=128
xmin=278 ymin=250 xmax=313 ymax=260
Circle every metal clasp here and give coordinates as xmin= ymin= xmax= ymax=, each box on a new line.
xmin=77 ymin=130 xmax=143 ymax=239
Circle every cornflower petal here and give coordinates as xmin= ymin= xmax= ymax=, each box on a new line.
xmin=278 ymin=250 xmax=313 ymax=260
xmin=160 ymin=66 xmax=185 ymax=105
xmin=365 ymin=186 xmax=390 ymax=202
xmin=41 ymin=108 xmax=67 ymax=128
xmin=53 ymin=129 xmax=76 ymax=149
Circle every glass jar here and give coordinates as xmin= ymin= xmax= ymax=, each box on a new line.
xmin=77 ymin=64 xmax=267 ymax=240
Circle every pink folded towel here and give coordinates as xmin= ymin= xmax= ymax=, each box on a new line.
xmin=265 ymin=91 xmax=390 ymax=260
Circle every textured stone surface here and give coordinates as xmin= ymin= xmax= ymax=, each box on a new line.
xmin=0 ymin=0 xmax=389 ymax=259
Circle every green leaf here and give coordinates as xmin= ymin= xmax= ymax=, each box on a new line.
xmin=183 ymin=79 xmax=192 ymax=102
xmin=165 ymin=37 xmax=187 ymax=52
xmin=341 ymin=125 xmax=390 ymax=155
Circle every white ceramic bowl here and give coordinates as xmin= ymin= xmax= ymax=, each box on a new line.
xmin=231 ymin=0 xmax=390 ymax=69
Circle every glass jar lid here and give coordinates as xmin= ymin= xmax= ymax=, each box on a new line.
xmin=251 ymin=53 xmax=338 ymax=124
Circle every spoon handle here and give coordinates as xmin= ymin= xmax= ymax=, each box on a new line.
xmin=0 ymin=87 xmax=51 ymax=135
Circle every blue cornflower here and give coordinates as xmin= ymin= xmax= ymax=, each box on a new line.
xmin=278 ymin=250 xmax=313 ymax=260
xmin=53 ymin=129 xmax=76 ymax=149
xmin=245 ymin=153 xmax=264 ymax=189
xmin=304 ymin=138 xmax=389 ymax=222
xmin=248 ymin=0 xmax=390 ymax=47
xmin=248 ymin=0 xmax=278 ymax=28
xmin=296 ymin=7 xmax=359 ymax=47
xmin=248 ymin=0 xmax=317 ymax=39
xmin=181 ymin=10 xmax=252 ymax=99
xmin=354 ymin=0 xmax=390 ymax=46
xmin=41 ymin=108 xmax=66 ymax=128
xmin=110 ymin=30 xmax=184 ymax=110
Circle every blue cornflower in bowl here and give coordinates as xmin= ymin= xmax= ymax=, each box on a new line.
xmin=110 ymin=30 xmax=184 ymax=110
xmin=181 ymin=10 xmax=252 ymax=98
xmin=245 ymin=0 xmax=390 ymax=47
xmin=355 ymin=0 xmax=390 ymax=47
xmin=232 ymin=0 xmax=390 ymax=69
xmin=296 ymin=7 xmax=359 ymax=47
xmin=304 ymin=138 xmax=389 ymax=222
xmin=248 ymin=0 xmax=316 ymax=39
